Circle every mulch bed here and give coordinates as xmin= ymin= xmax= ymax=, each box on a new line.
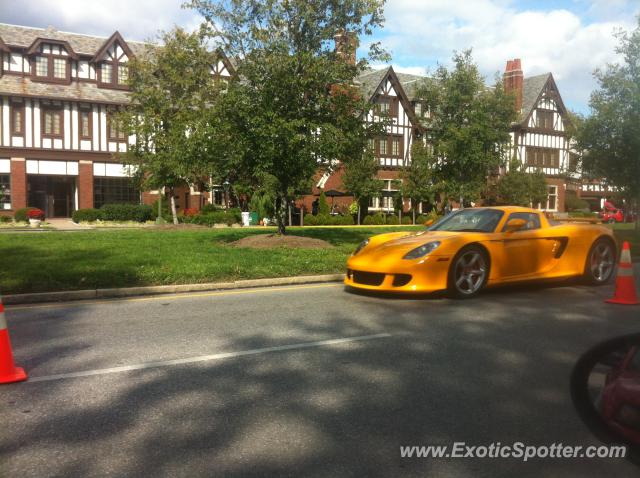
xmin=230 ymin=234 xmax=333 ymax=249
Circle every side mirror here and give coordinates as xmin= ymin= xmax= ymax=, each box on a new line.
xmin=424 ymin=219 xmax=434 ymax=227
xmin=504 ymin=218 xmax=527 ymax=233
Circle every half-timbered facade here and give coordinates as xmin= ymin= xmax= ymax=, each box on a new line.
xmin=503 ymin=59 xmax=579 ymax=212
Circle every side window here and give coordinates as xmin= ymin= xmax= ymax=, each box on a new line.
xmin=502 ymin=212 xmax=541 ymax=232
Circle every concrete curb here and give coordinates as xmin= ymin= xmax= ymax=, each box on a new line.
xmin=3 ymin=274 xmax=345 ymax=305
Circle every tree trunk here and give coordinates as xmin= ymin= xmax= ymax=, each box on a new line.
xmin=288 ymin=202 xmax=292 ymax=228
xmin=357 ymin=205 xmax=361 ymax=225
xmin=275 ymin=194 xmax=286 ymax=235
xmin=169 ymin=189 xmax=178 ymax=225
xmin=412 ymin=200 xmax=416 ymax=225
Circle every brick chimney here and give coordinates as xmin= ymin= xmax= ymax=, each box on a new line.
xmin=334 ymin=30 xmax=358 ymax=66
xmin=503 ymin=58 xmax=524 ymax=112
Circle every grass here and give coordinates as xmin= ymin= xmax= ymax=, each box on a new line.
xmin=611 ymin=223 xmax=640 ymax=260
xmin=0 ymin=226 xmax=422 ymax=295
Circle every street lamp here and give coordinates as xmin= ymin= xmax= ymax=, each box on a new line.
xmin=223 ymin=180 xmax=230 ymax=209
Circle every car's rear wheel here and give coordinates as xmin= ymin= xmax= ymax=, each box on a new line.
xmin=583 ymin=238 xmax=616 ymax=285
xmin=448 ymin=245 xmax=489 ymax=299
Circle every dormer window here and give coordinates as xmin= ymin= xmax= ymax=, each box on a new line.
xmin=94 ymin=33 xmax=133 ymax=90
xmin=30 ymin=42 xmax=72 ymax=83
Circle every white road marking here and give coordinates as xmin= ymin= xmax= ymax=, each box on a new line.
xmin=27 ymin=333 xmax=392 ymax=383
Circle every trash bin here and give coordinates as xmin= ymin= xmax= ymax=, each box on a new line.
xmin=241 ymin=211 xmax=250 ymax=227
xmin=249 ymin=212 xmax=259 ymax=226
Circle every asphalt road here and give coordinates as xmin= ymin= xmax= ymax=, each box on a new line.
xmin=1 ymin=278 xmax=640 ymax=477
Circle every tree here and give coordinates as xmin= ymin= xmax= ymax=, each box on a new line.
xmin=496 ymin=160 xmax=548 ymax=207
xmin=318 ymin=191 xmax=330 ymax=216
xmin=415 ymin=50 xmax=516 ymax=206
xmin=577 ymin=17 xmax=640 ymax=229
xmin=400 ymin=142 xmax=436 ymax=224
xmin=189 ymin=0 xmax=387 ymax=234
xmin=341 ymin=150 xmax=383 ymax=224
xmin=120 ymin=28 xmax=221 ymax=224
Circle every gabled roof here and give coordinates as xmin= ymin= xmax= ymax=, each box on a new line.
xmin=356 ymin=66 xmax=424 ymax=130
xmin=25 ymin=37 xmax=79 ymax=59
xmin=519 ymin=73 xmax=551 ymax=122
xmin=0 ymin=23 xmax=151 ymax=57
xmin=91 ymin=31 xmax=134 ymax=63
xmin=0 ymin=36 xmax=9 ymax=53
xmin=356 ymin=67 xmax=430 ymax=102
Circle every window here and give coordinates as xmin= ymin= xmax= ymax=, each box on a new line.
xmin=101 ymin=63 xmax=113 ymax=84
xmin=536 ymin=109 xmax=554 ymax=129
xmin=93 ymin=177 xmax=139 ymax=209
xmin=0 ymin=174 xmax=10 ymax=210
xmin=414 ymin=102 xmax=422 ymax=116
xmin=53 ymin=58 xmax=66 ymax=79
xmin=42 ymin=108 xmax=63 ymax=137
xmin=526 ymin=147 xmax=559 ymax=168
xmin=107 ymin=112 xmax=126 ymax=141
xmin=369 ymin=179 xmax=399 ymax=211
xmin=547 ymin=185 xmax=557 ymax=211
xmin=32 ymin=46 xmax=69 ymax=82
xmin=377 ymin=98 xmax=390 ymax=115
xmin=11 ymin=103 xmax=24 ymax=136
xmin=35 ymin=56 xmax=48 ymax=77
xmin=391 ymin=136 xmax=402 ymax=158
xmin=375 ymin=96 xmax=397 ymax=117
xmin=117 ymin=65 xmax=128 ymax=84
xmin=501 ymin=212 xmax=541 ymax=232
xmin=79 ymin=109 xmax=92 ymax=139
xmin=378 ymin=138 xmax=388 ymax=155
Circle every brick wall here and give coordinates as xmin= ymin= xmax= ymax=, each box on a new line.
xmin=10 ymin=158 xmax=26 ymax=211
xmin=78 ymin=160 xmax=94 ymax=209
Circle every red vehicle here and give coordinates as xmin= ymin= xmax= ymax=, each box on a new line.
xmin=600 ymin=346 xmax=640 ymax=445
xmin=598 ymin=201 xmax=633 ymax=223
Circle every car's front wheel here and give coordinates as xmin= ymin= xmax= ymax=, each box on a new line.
xmin=448 ymin=245 xmax=489 ymax=299
xmin=583 ymin=238 xmax=616 ymax=285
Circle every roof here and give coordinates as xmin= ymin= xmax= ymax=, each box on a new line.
xmin=0 ymin=74 xmax=130 ymax=104
xmin=355 ymin=67 xmax=429 ymax=101
xmin=520 ymin=73 xmax=551 ymax=122
xmin=0 ymin=23 xmax=152 ymax=57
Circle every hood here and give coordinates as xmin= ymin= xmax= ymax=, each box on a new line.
xmin=359 ymin=230 xmax=462 ymax=261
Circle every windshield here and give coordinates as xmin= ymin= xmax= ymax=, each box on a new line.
xmin=428 ymin=209 xmax=504 ymax=233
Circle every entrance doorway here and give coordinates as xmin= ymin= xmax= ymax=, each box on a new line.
xmin=28 ymin=175 xmax=76 ymax=217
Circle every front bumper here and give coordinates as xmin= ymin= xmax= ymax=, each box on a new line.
xmin=344 ymin=254 xmax=452 ymax=293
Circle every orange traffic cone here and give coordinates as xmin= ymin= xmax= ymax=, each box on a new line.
xmin=605 ymin=241 xmax=639 ymax=305
xmin=0 ymin=295 xmax=27 ymax=384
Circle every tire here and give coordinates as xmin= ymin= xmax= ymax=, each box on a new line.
xmin=583 ymin=237 xmax=616 ymax=285
xmin=447 ymin=245 xmax=489 ymax=299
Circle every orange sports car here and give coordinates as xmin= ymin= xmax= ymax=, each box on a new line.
xmin=345 ymin=206 xmax=617 ymax=298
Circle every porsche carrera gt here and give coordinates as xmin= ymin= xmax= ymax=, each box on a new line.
xmin=345 ymin=206 xmax=617 ymax=298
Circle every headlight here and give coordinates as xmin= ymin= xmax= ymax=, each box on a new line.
xmin=353 ymin=239 xmax=369 ymax=255
xmin=403 ymin=241 xmax=441 ymax=259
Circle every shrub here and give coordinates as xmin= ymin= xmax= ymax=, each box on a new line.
xmin=416 ymin=214 xmax=428 ymax=224
xmin=363 ymin=213 xmax=385 ymax=225
xmin=200 ymin=203 xmax=219 ymax=214
xmin=565 ymin=194 xmax=590 ymax=212
xmin=318 ymin=192 xmax=330 ymax=216
xmin=72 ymin=208 xmax=101 ymax=223
xmin=183 ymin=208 xmax=199 ymax=217
xmin=226 ymin=207 xmax=242 ymax=223
xmin=402 ymin=215 xmax=413 ymax=225
xmin=386 ymin=214 xmax=400 ymax=225
xmin=333 ymin=214 xmax=354 ymax=225
xmin=14 ymin=207 xmax=38 ymax=223
xmin=304 ymin=214 xmax=317 ymax=226
xmin=188 ymin=211 xmax=240 ymax=226
xmin=0 ymin=215 xmax=12 ymax=223
xmin=100 ymin=203 xmax=153 ymax=222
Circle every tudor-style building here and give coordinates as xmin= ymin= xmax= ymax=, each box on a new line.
xmin=503 ymin=58 xmax=579 ymax=212
xmin=0 ymin=23 xmax=146 ymax=217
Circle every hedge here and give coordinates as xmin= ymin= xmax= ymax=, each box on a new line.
xmin=402 ymin=216 xmax=413 ymax=225
xmin=304 ymin=214 xmax=354 ymax=226
xmin=0 ymin=215 xmax=12 ymax=223
xmin=184 ymin=211 xmax=240 ymax=226
xmin=99 ymin=204 xmax=153 ymax=222
xmin=14 ymin=207 xmax=39 ymax=223
xmin=72 ymin=208 xmax=101 ymax=223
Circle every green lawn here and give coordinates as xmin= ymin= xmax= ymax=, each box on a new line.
xmin=0 ymin=226 xmax=422 ymax=295
xmin=611 ymin=223 xmax=640 ymax=260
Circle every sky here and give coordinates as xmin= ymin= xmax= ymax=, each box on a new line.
xmin=0 ymin=0 xmax=637 ymax=114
